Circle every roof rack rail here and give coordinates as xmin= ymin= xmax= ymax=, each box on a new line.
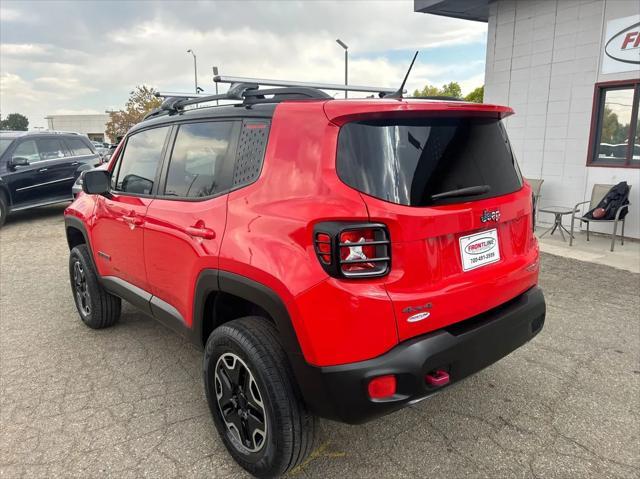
xmin=242 ymin=87 xmax=331 ymax=104
xmin=146 ymin=82 xmax=260 ymax=120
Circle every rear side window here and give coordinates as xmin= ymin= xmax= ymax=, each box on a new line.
xmin=164 ymin=121 xmax=234 ymax=198
xmin=66 ymin=137 xmax=94 ymax=156
xmin=113 ymin=127 xmax=169 ymax=195
xmin=232 ymin=120 xmax=270 ymax=188
xmin=36 ymin=138 xmax=68 ymax=160
xmin=337 ymin=117 xmax=522 ymax=206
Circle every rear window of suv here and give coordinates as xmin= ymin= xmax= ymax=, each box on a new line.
xmin=337 ymin=117 xmax=522 ymax=206
xmin=66 ymin=137 xmax=94 ymax=156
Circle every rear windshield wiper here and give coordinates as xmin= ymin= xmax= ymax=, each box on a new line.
xmin=431 ymin=185 xmax=491 ymax=201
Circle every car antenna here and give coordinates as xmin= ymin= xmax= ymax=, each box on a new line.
xmin=385 ymin=50 xmax=419 ymax=99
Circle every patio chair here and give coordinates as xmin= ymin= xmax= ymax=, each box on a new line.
xmin=569 ymin=183 xmax=631 ymax=252
xmin=525 ymin=177 xmax=544 ymax=221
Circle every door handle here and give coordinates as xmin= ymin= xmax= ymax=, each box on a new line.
xmin=123 ymin=215 xmax=143 ymax=226
xmin=186 ymin=226 xmax=216 ymax=240
xmin=38 ymin=168 xmax=48 ymax=173
xmin=70 ymin=162 xmax=80 ymax=166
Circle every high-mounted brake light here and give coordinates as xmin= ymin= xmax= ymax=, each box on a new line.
xmin=314 ymin=223 xmax=390 ymax=279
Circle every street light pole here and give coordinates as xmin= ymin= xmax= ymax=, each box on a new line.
xmin=187 ymin=49 xmax=198 ymax=94
xmin=336 ymin=39 xmax=348 ymax=99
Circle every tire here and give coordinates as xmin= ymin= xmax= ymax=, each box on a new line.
xmin=204 ymin=317 xmax=316 ymax=478
xmin=69 ymin=244 xmax=121 ymax=329
xmin=0 ymin=193 xmax=7 ymax=228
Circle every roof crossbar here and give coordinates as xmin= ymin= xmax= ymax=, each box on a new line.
xmin=214 ymin=75 xmax=397 ymax=94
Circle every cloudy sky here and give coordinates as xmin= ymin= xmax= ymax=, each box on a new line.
xmin=0 ymin=0 xmax=487 ymax=128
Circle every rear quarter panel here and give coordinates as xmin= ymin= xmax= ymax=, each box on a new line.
xmin=220 ymin=102 xmax=398 ymax=366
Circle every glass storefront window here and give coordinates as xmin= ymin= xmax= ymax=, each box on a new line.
xmin=589 ymin=81 xmax=640 ymax=168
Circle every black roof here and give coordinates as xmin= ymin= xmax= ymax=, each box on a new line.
xmin=130 ymin=102 xmax=279 ymax=134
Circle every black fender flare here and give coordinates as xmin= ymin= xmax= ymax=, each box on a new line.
xmin=193 ymin=270 xmax=302 ymax=356
xmin=64 ymin=216 xmax=97 ymax=267
xmin=193 ymin=269 xmax=334 ymax=417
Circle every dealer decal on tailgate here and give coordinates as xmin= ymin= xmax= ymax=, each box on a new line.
xmin=459 ymin=229 xmax=501 ymax=272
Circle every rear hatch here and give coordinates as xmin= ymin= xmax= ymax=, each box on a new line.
xmin=333 ymin=104 xmax=538 ymax=341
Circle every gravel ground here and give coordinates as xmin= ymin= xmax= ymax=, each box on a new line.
xmin=1 ymin=204 xmax=639 ymax=478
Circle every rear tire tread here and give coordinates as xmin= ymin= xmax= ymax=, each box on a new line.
xmin=205 ymin=317 xmax=316 ymax=478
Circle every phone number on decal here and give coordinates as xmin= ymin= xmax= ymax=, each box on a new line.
xmin=469 ymin=252 xmax=496 ymax=264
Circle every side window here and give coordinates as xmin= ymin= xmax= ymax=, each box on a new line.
xmin=66 ymin=137 xmax=94 ymax=156
xmin=233 ymin=120 xmax=270 ymax=188
xmin=36 ymin=138 xmax=68 ymax=160
xmin=164 ymin=121 xmax=234 ymax=198
xmin=12 ymin=140 xmax=41 ymax=162
xmin=114 ymin=127 xmax=169 ymax=195
xmin=589 ymin=82 xmax=639 ymax=167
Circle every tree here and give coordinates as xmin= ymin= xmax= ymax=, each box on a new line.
xmin=440 ymin=81 xmax=463 ymax=99
xmin=413 ymin=84 xmax=442 ymax=97
xmin=412 ymin=82 xmax=484 ymax=102
xmin=105 ymin=85 xmax=162 ymax=141
xmin=413 ymin=81 xmax=463 ymax=99
xmin=0 ymin=113 xmax=29 ymax=131
xmin=600 ymin=106 xmax=632 ymax=145
xmin=464 ymin=86 xmax=484 ymax=103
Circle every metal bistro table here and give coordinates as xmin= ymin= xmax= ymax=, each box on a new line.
xmin=538 ymin=205 xmax=578 ymax=241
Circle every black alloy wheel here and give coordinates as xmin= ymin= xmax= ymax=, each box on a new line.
xmin=72 ymin=260 xmax=91 ymax=317
xmin=215 ymin=352 xmax=267 ymax=453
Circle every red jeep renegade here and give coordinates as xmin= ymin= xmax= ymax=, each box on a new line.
xmin=64 ymin=80 xmax=545 ymax=477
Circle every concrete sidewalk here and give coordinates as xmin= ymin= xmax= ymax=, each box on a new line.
xmin=537 ymin=225 xmax=640 ymax=274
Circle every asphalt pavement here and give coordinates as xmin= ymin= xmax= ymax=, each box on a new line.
xmin=1 ymin=205 xmax=638 ymax=478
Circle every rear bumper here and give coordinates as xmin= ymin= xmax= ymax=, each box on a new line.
xmin=293 ymin=286 xmax=545 ymax=424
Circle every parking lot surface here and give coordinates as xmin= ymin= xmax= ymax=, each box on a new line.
xmin=1 ymin=205 xmax=639 ymax=478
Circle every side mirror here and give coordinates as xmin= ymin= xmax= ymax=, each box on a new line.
xmin=82 ymin=169 xmax=111 ymax=195
xmin=10 ymin=157 xmax=30 ymax=167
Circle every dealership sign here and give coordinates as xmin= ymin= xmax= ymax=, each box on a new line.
xmin=602 ymin=15 xmax=640 ymax=74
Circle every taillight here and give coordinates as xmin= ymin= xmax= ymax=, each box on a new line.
xmin=314 ymin=222 xmax=390 ymax=278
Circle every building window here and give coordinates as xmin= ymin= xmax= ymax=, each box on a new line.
xmin=588 ymin=80 xmax=640 ymax=168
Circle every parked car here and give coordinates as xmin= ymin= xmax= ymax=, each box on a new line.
xmin=89 ymin=141 xmax=113 ymax=162
xmin=64 ymin=85 xmax=545 ymax=477
xmin=0 ymin=130 xmax=101 ymax=226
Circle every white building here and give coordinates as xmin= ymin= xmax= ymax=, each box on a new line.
xmin=415 ymin=0 xmax=640 ymax=238
xmin=44 ymin=114 xmax=111 ymax=143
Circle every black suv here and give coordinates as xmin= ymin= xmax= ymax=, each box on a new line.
xmin=0 ymin=130 xmax=101 ymax=226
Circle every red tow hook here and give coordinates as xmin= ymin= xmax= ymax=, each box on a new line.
xmin=425 ymin=369 xmax=450 ymax=388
